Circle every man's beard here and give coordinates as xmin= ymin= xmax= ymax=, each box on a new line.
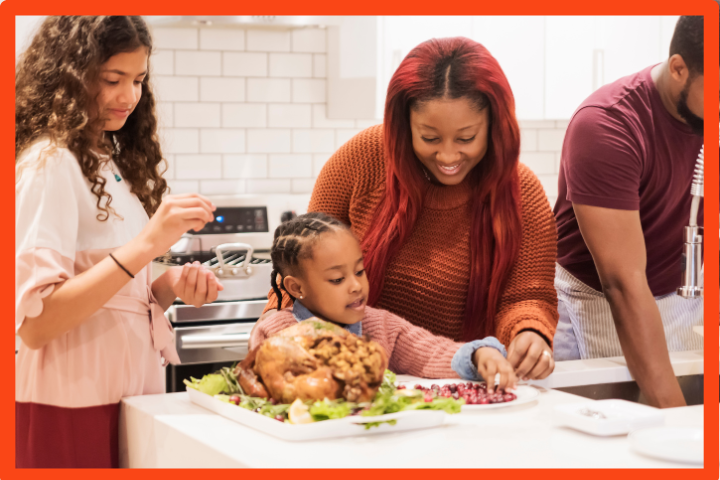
xmin=676 ymin=80 xmax=704 ymax=136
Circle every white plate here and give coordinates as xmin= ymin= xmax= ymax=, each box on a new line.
xmin=186 ymin=387 xmax=447 ymax=441
xmin=553 ymin=400 xmax=664 ymax=436
xmin=397 ymin=379 xmax=540 ymax=410
xmin=629 ymin=427 xmax=703 ymax=465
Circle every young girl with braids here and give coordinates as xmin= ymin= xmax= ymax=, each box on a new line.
xmin=16 ymin=16 xmax=220 ymax=468
xmin=250 ymin=212 xmax=518 ymax=390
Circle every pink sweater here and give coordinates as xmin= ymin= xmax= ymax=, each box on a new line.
xmin=250 ymin=306 xmax=464 ymax=379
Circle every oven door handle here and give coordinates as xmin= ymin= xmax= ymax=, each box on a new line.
xmin=181 ymin=332 xmax=251 ymax=349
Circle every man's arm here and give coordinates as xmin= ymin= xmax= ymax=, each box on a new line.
xmin=573 ymin=203 xmax=686 ymax=408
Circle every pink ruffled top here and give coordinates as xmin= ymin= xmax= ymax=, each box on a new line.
xmin=15 ymin=140 xmax=175 ymax=408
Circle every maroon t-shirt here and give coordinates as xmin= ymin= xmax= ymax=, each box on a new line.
xmin=554 ymin=64 xmax=704 ymax=296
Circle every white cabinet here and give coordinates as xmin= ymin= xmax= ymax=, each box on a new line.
xmin=328 ymin=15 xmax=679 ymax=121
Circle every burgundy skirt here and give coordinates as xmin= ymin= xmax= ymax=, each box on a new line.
xmin=16 ymin=401 xmax=120 ymax=468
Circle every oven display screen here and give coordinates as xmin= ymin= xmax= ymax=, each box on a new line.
xmin=192 ymin=207 xmax=269 ymax=234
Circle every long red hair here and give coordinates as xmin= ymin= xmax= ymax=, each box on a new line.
xmin=361 ymin=37 xmax=522 ymax=341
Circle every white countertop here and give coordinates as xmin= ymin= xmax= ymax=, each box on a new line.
xmin=530 ymin=350 xmax=706 ymax=389
xmin=119 ymin=382 xmax=705 ymax=468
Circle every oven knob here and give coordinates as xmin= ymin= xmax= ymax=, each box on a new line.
xmin=231 ymin=268 xmax=238 ymax=275
xmin=245 ymin=266 xmax=253 ymax=275
xmin=217 ymin=268 xmax=224 ymax=276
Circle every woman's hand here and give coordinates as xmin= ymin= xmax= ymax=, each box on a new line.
xmin=472 ymin=347 xmax=517 ymax=393
xmin=169 ymin=262 xmax=224 ymax=308
xmin=507 ymin=331 xmax=554 ymax=381
xmin=140 ymin=194 xmax=216 ymax=259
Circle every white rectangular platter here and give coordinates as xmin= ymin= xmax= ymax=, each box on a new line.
xmin=186 ymin=387 xmax=447 ymax=442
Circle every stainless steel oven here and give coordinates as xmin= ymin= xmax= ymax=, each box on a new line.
xmin=155 ymin=199 xmax=302 ymax=392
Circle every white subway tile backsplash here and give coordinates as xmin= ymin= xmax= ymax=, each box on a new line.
xmin=520 ymin=128 xmax=538 ymax=152
xmin=152 ymin=50 xmax=174 ymax=75
xmin=201 ymin=77 xmax=245 ymax=102
xmin=293 ymin=79 xmax=326 ymax=103
xmin=201 ymin=28 xmax=245 ymax=51
xmin=247 ymin=30 xmax=291 ymax=52
xmin=520 ymin=152 xmax=556 ymax=175
xmin=175 ymin=103 xmax=221 ymax=128
xmin=161 ymin=128 xmax=199 ymax=154
xmin=269 ymin=53 xmax=313 ymax=78
xmin=175 ymin=51 xmax=221 ymax=76
xmin=167 ymin=180 xmax=199 ymax=194
xmin=247 ymin=78 xmax=291 ymax=103
xmin=292 ymin=29 xmax=326 ymax=53
xmin=537 ymin=174 xmax=559 ymax=198
xmin=175 ymin=154 xmax=222 ymax=179
xmin=313 ymin=153 xmax=331 ymax=177
xmin=312 ymin=104 xmax=355 ymax=128
xmin=247 ymin=129 xmax=292 ymax=153
xmin=200 ymin=129 xmax=246 ymax=154
xmin=292 ymin=129 xmax=335 ymax=153
xmin=200 ymin=179 xmax=247 ymax=195
xmin=223 ymin=154 xmax=268 ymax=178
xmin=148 ymin=26 xmax=570 ymax=204
xmin=518 ymin=120 xmax=556 ymax=129
xmin=269 ymin=154 xmax=312 ymax=178
xmin=292 ymin=178 xmax=316 ymax=193
xmin=153 ymin=76 xmax=198 ymax=102
xmin=336 ymin=129 xmax=362 ymax=148
xmin=247 ymin=179 xmax=293 ymax=193
xmin=223 ymin=52 xmax=268 ymax=77
xmin=538 ymin=129 xmax=566 ymax=152
xmin=162 ymin=155 xmax=174 ymax=179
xmin=156 ymin=102 xmax=173 ymax=129
xmin=151 ymin=28 xmax=198 ymax=50
xmin=313 ymin=54 xmax=327 ymax=78
xmin=223 ymin=104 xmax=267 ymax=128
xmin=355 ymin=119 xmax=380 ymax=129
xmin=268 ymin=104 xmax=312 ymax=128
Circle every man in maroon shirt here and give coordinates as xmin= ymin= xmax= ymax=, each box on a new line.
xmin=553 ymin=16 xmax=708 ymax=408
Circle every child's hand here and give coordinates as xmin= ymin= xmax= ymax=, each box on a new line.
xmin=472 ymin=347 xmax=518 ymax=394
xmin=170 ymin=262 xmax=224 ymax=308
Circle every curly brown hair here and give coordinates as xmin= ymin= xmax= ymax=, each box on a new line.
xmin=15 ymin=16 xmax=167 ymax=220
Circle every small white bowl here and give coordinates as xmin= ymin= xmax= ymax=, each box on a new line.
xmin=553 ymin=399 xmax=664 ymax=436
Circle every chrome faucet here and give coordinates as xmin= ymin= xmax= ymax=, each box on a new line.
xmin=677 ymin=145 xmax=704 ymax=298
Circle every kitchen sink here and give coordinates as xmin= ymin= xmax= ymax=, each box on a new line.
xmin=555 ymin=374 xmax=707 ymax=406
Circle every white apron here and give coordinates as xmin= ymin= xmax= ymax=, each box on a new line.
xmin=553 ymin=263 xmax=703 ymax=360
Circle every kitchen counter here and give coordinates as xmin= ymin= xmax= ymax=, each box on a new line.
xmin=119 ymin=379 xmax=704 ymax=468
xmin=530 ymin=350 xmax=705 ymax=389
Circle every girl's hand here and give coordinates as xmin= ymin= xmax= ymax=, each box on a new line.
xmin=140 ymin=194 xmax=216 ymax=258
xmin=472 ymin=347 xmax=517 ymax=394
xmin=507 ymin=331 xmax=555 ymax=381
xmin=170 ymin=262 xmax=224 ymax=308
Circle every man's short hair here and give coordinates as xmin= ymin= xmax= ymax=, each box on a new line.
xmin=669 ymin=16 xmax=704 ymax=74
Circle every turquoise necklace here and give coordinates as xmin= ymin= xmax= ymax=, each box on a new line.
xmin=109 ymin=161 xmax=122 ymax=182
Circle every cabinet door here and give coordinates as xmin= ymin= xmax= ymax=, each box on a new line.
xmin=544 ymin=16 xmax=598 ymax=119
xmin=471 ymin=16 xmax=545 ymax=120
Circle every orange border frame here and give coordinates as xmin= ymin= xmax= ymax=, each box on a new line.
xmin=0 ymin=0 xmax=717 ymax=478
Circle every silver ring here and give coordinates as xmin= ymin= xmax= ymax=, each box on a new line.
xmin=542 ymin=350 xmax=552 ymax=360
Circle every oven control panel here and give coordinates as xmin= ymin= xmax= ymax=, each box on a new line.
xmin=191 ymin=207 xmax=269 ymax=234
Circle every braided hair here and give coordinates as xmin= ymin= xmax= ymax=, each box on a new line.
xmin=270 ymin=212 xmax=350 ymax=310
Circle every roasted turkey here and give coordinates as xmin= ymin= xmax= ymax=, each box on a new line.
xmin=234 ymin=318 xmax=388 ymax=404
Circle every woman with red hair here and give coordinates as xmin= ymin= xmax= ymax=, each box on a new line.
xmin=262 ymin=37 xmax=558 ymax=381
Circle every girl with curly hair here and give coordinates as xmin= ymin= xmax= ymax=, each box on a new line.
xmin=15 ymin=16 xmax=221 ymax=468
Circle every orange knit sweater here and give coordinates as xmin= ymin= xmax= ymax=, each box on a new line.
xmin=263 ymin=125 xmax=559 ymax=348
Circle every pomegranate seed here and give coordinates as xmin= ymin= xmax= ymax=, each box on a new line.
xmin=478 ymin=397 xmax=490 ymax=404
xmin=229 ymin=395 xmax=241 ymax=405
xmin=397 ymin=385 xmax=406 ymax=390
xmin=503 ymin=394 xmax=515 ymax=402
xmin=269 ymin=398 xmax=277 ymax=405
xmin=274 ymin=415 xmax=284 ymax=422
xmin=424 ymin=394 xmax=433 ymax=403
xmin=452 ymin=392 xmax=459 ymax=399
xmin=414 ymin=384 xmax=423 ymax=390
